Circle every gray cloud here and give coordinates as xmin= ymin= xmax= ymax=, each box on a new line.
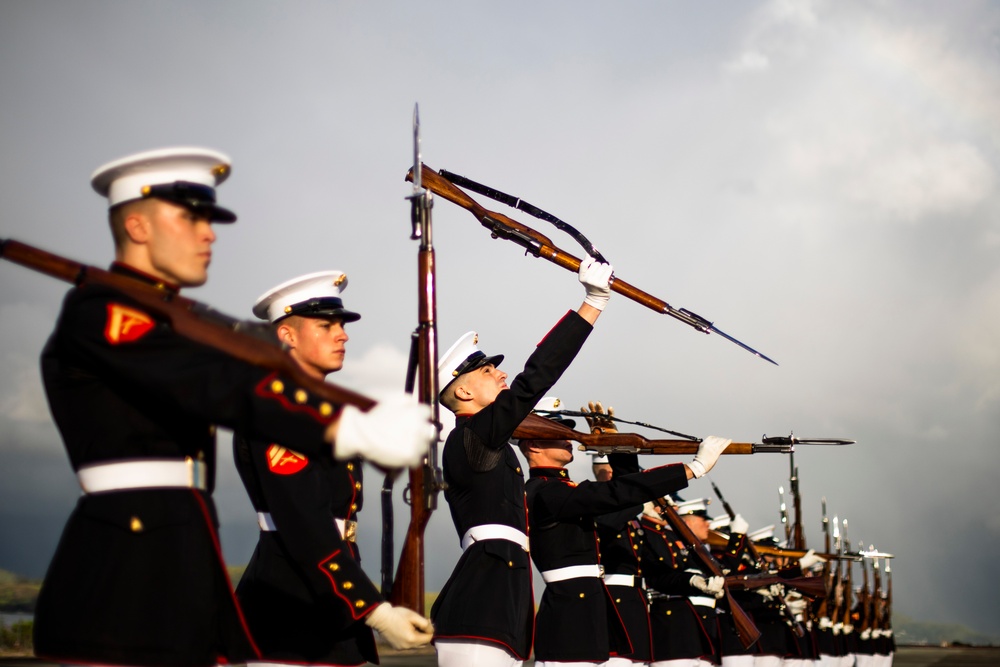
xmin=1 ymin=0 xmax=998 ymax=637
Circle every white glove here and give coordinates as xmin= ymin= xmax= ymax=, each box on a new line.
xmin=730 ymin=513 xmax=749 ymax=535
xmin=331 ymin=393 xmax=434 ymax=468
xmin=364 ymin=602 xmax=434 ymax=650
xmin=688 ymin=435 xmax=731 ymax=478
xmin=798 ymin=548 xmax=826 ymax=571
xmin=690 ymin=575 xmax=726 ymax=599
xmin=756 ymin=582 xmax=784 ymax=602
xmin=785 ymin=592 xmax=807 ymax=617
xmin=578 ymin=256 xmax=613 ymax=311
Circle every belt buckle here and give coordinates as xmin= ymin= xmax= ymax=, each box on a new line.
xmin=186 ymin=457 xmax=206 ymax=490
xmin=343 ymin=520 xmax=358 ymax=543
xmin=597 ymin=564 xmax=605 ymax=579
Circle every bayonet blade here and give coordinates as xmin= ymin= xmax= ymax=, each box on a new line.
xmin=412 ymin=104 xmax=422 ymax=193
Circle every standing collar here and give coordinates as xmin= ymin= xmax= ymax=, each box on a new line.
xmin=110 ymin=261 xmax=181 ymax=293
xmin=529 ymin=466 xmax=572 ymax=481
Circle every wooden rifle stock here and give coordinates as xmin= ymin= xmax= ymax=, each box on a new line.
xmin=513 ymin=413 xmax=763 ymax=454
xmin=706 ymin=530 xmax=848 ymax=561
xmin=0 ymin=239 xmax=377 ymax=415
xmin=724 ymin=573 xmax=827 ymax=600
xmin=655 ymin=502 xmax=762 ymax=649
xmin=408 ymin=165 xmax=711 ymax=330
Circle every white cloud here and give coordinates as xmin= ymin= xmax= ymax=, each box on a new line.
xmin=724 ymin=50 xmax=771 ymax=73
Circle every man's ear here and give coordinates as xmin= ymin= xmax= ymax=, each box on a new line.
xmin=123 ymin=208 xmax=151 ymax=244
xmin=453 ymin=383 xmax=473 ymax=402
xmin=276 ymin=322 xmax=297 ymax=347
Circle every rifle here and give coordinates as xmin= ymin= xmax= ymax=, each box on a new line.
xmin=705 ymin=530 xmax=856 ymax=562
xmin=814 ymin=499 xmax=833 ymax=620
xmin=707 ymin=480 xmax=815 ymax=640
xmin=386 ymin=105 xmax=445 ymax=614
xmin=883 ymin=560 xmax=893 ymax=631
xmin=871 ymin=549 xmax=883 ymax=634
xmin=854 ymin=536 xmax=871 ymax=633
xmin=725 ymin=572 xmax=827 ymax=599
xmin=789 ymin=454 xmax=805 ymax=551
xmin=654 ymin=501 xmax=762 ymax=649
xmin=841 ymin=521 xmax=854 ymax=630
xmin=513 ymin=412 xmax=855 ymax=454
xmin=405 ymin=164 xmax=779 ymax=365
xmin=779 ymin=486 xmax=791 ymax=548
xmin=0 ymin=239 xmax=377 ymax=415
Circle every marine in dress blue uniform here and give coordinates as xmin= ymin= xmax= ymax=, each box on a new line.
xmin=431 ymin=258 xmax=613 ymax=667
xmin=519 ymin=404 xmax=695 ymax=667
xmin=641 ymin=499 xmax=726 ymax=667
xmin=32 ymin=148 xmax=432 ymax=667
xmin=587 ymin=403 xmax=654 ymax=667
xmin=232 ymin=272 xmax=434 ymax=666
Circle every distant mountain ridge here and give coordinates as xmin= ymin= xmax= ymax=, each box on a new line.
xmin=0 ymin=569 xmax=40 ymax=613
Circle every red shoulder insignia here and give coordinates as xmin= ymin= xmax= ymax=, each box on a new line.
xmin=266 ymin=444 xmax=309 ymax=474
xmin=104 ymin=303 xmax=154 ymax=344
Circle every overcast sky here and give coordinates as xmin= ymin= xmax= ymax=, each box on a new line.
xmin=1 ymin=0 xmax=998 ymax=638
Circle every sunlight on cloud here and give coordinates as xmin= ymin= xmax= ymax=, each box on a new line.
xmin=846 ymin=141 xmax=994 ymax=222
xmin=335 ymin=343 xmax=411 ymax=397
xmin=724 ymin=50 xmax=770 ymax=73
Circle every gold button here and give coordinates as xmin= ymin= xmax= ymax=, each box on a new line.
xmin=350 ymin=503 xmax=358 ymax=511
xmin=284 ymin=306 xmax=292 ymax=314
xmin=319 ymin=402 xmax=333 ymax=416
xmin=666 ymin=610 xmax=672 ymax=616
xmin=516 ymin=467 xmax=522 ymax=474
xmin=630 ymin=532 xmax=635 ymax=537
xmin=346 ymin=463 xmax=354 ymax=472
xmin=579 ymin=593 xmax=585 ymax=599
xmin=615 ymin=598 xmax=621 ymax=603
xmin=508 ymin=561 xmax=514 ymax=568
xmin=130 ymin=516 xmax=143 ymax=532
xmin=659 ymin=557 xmax=664 ymax=561
xmin=295 ymin=389 xmax=308 ymax=404
xmin=270 ymin=380 xmax=284 ymax=394
xmin=617 ymin=534 xmax=622 ymax=539
xmin=355 ymin=600 xmax=366 ymax=608
xmin=632 ymin=545 xmax=638 ymax=550
xmin=141 ymin=185 xmax=151 ymax=195
xmin=329 ymin=563 xmax=340 ymax=571
xmin=343 ymin=581 xmax=354 ymax=590
xmin=355 ymin=481 xmax=362 ymax=490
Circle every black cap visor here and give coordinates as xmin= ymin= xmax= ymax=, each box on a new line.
xmin=277 ymin=297 xmax=361 ymax=323
xmin=143 ymin=180 xmax=237 ymax=223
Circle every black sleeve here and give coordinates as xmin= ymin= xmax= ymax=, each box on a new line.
xmin=531 ymin=464 xmax=688 ymax=525
xmin=467 ymin=310 xmax=593 ymax=450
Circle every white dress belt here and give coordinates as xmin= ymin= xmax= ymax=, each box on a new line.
xmin=257 ymin=511 xmax=278 ymax=531
xmin=688 ymin=595 xmax=717 ymax=608
xmin=604 ymin=574 xmax=635 ymax=587
xmin=257 ymin=512 xmax=357 ymax=542
xmin=77 ymin=459 xmax=207 ymax=494
xmin=461 ymin=524 xmax=530 ymax=552
xmin=541 ymin=564 xmax=604 ymax=584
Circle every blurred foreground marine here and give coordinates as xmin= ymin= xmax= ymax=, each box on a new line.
xmin=33 ymin=148 xmax=432 ymax=667
xmin=234 ymin=272 xmax=433 ymax=666
xmin=431 ymin=257 xmax=612 ymax=667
